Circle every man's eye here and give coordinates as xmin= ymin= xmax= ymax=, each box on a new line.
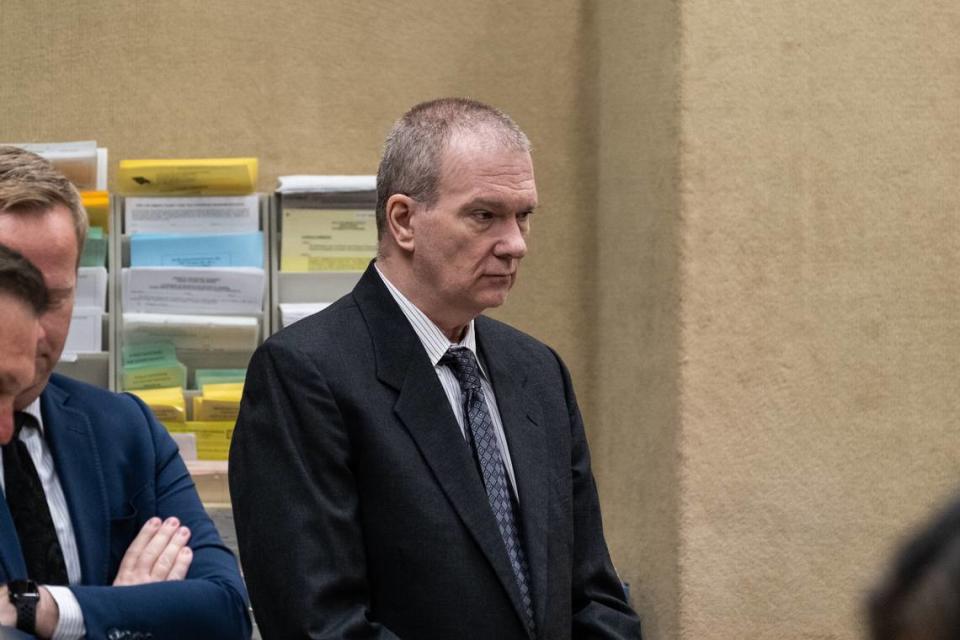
xmin=472 ymin=210 xmax=494 ymax=221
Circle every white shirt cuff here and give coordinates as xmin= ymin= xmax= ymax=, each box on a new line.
xmin=45 ymin=586 xmax=85 ymax=640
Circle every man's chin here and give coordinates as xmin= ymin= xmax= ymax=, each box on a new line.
xmin=15 ymin=374 xmax=51 ymax=411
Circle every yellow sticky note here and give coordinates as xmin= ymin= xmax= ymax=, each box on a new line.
xmin=117 ymin=158 xmax=258 ymax=196
xmin=166 ymin=421 xmax=234 ymax=460
xmin=192 ymin=396 xmax=240 ymax=422
xmin=200 ymin=382 xmax=244 ymax=396
xmin=130 ymin=386 xmax=186 ymax=423
xmin=81 ymin=191 xmax=110 ymax=232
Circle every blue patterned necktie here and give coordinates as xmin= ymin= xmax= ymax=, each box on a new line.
xmin=440 ymin=346 xmax=535 ymax=635
xmin=2 ymin=412 xmax=69 ymax=584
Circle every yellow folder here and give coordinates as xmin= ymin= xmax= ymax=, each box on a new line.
xmin=117 ymin=158 xmax=258 ymax=196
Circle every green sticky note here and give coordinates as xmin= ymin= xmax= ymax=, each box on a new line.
xmin=80 ymin=235 xmax=107 ymax=267
xmin=194 ymin=368 xmax=247 ymax=390
xmin=122 ymin=341 xmax=179 ymax=368
xmin=122 ymin=361 xmax=188 ymax=391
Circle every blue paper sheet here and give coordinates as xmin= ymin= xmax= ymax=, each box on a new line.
xmin=130 ymin=232 xmax=264 ymax=268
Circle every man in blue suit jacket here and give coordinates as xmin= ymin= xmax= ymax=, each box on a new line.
xmin=231 ymin=99 xmax=641 ymax=638
xmin=0 ymin=147 xmax=250 ymax=640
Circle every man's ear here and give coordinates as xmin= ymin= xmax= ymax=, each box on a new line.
xmin=385 ymin=194 xmax=417 ymax=252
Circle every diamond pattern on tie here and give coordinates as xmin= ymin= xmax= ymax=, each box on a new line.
xmin=441 ymin=347 xmax=535 ymax=635
xmin=2 ymin=412 xmax=69 ymax=584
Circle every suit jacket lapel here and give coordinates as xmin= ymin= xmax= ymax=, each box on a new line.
xmin=477 ymin=320 xmax=550 ymax=631
xmin=41 ymin=382 xmax=111 ymax=585
xmin=353 ymin=264 xmax=533 ymax=633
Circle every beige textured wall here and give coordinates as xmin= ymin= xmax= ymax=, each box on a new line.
xmin=591 ymin=2 xmax=682 ymax=638
xmin=678 ymin=2 xmax=960 ymax=638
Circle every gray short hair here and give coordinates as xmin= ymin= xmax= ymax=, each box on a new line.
xmin=0 ymin=243 xmax=49 ymax=316
xmin=0 ymin=146 xmax=88 ymax=263
xmin=375 ymin=98 xmax=531 ymax=240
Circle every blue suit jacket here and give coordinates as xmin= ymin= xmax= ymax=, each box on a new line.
xmin=0 ymin=374 xmax=251 ymax=640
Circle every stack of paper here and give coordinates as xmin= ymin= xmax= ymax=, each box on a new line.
xmin=277 ymin=175 xmax=376 ymax=194
xmin=195 ymin=369 xmax=247 ymax=388
xmin=61 ymin=266 xmax=108 ymax=354
xmin=279 ymin=302 xmax=330 ymax=327
xmin=122 ymin=267 xmax=264 ymax=315
xmin=165 ymin=421 xmax=234 ymax=461
xmin=76 ymin=267 xmax=108 ymax=310
xmin=117 ymin=158 xmax=258 ymax=196
xmin=121 ymin=342 xmax=187 ymax=391
xmin=81 ymin=191 xmax=110 ymax=232
xmin=62 ymin=308 xmax=103 ymax=354
xmin=130 ymin=232 xmax=264 ymax=268
xmin=278 ymin=173 xmax=377 ymax=214
xmin=80 ymin=227 xmax=108 ymax=267
xmin=129 ymin=386 xmax=186 ymax=423
xmin=193 ymin=382 xmax=243 ymax=421
xmin=124 ymin=195 xmax=260 ymax=234
xmin=280 ymin=209 xmax=376 ymax=272
xmin=4 ymin=141 xmax=107 ymax=190
xmin=122 ymin=313 xmax=260 ymax=352
xmin=119 ymin=160 xmax=263 ymax=443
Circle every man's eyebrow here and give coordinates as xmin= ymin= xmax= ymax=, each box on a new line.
xmin=464 ymin=198 xmax=537 ymax=212
xmin=48 ymin=287 xmax=73 ymax=301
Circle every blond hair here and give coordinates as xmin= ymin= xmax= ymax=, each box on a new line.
xmin=0 ymin=146 xmax=88 ymax=263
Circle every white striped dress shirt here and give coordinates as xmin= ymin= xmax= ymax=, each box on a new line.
xmin=0 ymin=398 xmax=85 ymax=639
xmin=375 ymin=265 xmax=519 ymax=496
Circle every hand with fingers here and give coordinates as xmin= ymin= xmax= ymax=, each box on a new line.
xmin=113 ymin=516 xmax=194 ymax=586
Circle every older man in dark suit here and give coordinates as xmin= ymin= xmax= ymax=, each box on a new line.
xmin=230 ymin=98 xmax=642 ymax=639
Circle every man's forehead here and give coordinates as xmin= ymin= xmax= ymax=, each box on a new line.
xmin=438 ymin=137 xmax=535 ymax=188
xmin=0 ymin=206 xmax=80 ymax=284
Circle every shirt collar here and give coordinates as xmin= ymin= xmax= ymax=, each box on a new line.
xmin=374 ymin=263 xmax=485 ymax=376
xmin=20 ymin=397 xmax=45 ymax=437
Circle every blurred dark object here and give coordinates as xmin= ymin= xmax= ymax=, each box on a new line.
xmin=868 ymin=495 xmax=960 ymax=640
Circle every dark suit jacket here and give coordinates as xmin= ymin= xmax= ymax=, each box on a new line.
xmin=230 ymin=264 xmax=641 ymax=639
xmin=0 ymin=374 xmax=251 ymax=640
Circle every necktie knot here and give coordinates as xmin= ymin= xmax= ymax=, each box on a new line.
xmin=13 ymin=412 xmax=37 ymax=440
xmin=440 ymin=347 xmax=482 ymax=392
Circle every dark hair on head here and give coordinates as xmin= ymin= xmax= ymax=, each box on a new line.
xmin=375 ymin=97 xmax=531 ymax=240
xmin=868 ymin=494 xmax=960 ymax=640
xmin=0 ymin=243 xmax=49 ymax=316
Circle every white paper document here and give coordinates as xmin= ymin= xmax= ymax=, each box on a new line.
xmin=124 ymin=195 xmax=260 ymax=234
xmin=76 ymin=267 xmax=108 ymax=310
xmin=123 ymin=312 xmax=259 ymax=351
xmin=63 ymin=307 xmax=103 ymax=353
xmin=171 ymin=433 xmax=199 ymax=461
xmin=4 ymin=141 xmax=101 ymax=190
xmin=122 ymin=267 xmax=265 ymax=315
xmin=276 ymin=175 xmax=376 ymax=194
xmin=279 ymin=302 xmax=330 ymax=327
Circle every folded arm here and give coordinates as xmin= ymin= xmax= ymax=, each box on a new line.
xmin=70 ymin=394 xmax=251 ymax=640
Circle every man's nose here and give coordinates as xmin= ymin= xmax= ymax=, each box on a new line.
xmin=495 ymin=219 xmax=527 ymax=260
